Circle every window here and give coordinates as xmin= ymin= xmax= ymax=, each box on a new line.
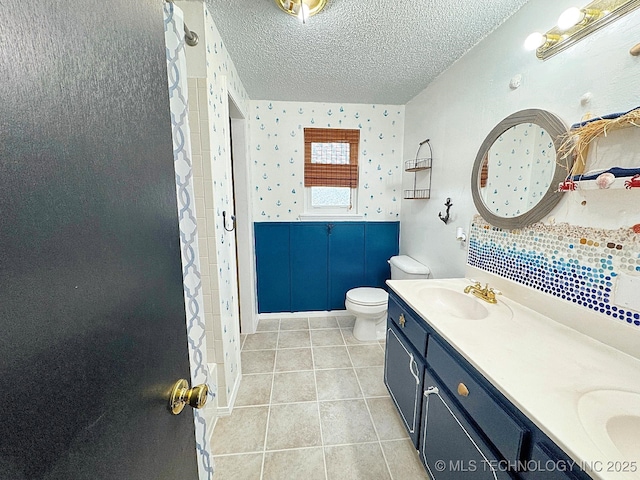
xmin=304 ymin=128 xmax=360 ymax=213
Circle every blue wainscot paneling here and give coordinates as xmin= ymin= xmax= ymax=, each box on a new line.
xmin=254 ymin=223 xmax=291 ymax=313
xmin=328 ymin=223 xmax=366 ymax=310
xmin=254 ymin=221 xmax=400 ymax=313
xmin=291 ymin=223 xmax=330 ymax=312
xmin=364 ymin=222 xmax=400 ymax=288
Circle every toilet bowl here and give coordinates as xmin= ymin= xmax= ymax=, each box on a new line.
xmin=345 ymin=255 xmax=431 ymax=342
xmin=346 ymin=287 xmax=389 ymax=342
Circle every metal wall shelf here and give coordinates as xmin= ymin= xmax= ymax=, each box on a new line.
xmin=404 ymin=139 xmax=433 ymax=199
xmin=404 ymin=157 xmax=432 ymax=172
xmin=403 ymin=188 xmax=431 ymax=199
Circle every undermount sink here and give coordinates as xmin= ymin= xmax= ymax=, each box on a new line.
xmin=418 ymin=287 xmax=489 ymax=320
xmin=578 ymin=389 xmax=640 ymax=470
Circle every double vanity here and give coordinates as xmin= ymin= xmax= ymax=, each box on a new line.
xmin=384 ymin=276 xmax=640 ymax=480
xmin=385 ymin=106 xmax=640 ymax=479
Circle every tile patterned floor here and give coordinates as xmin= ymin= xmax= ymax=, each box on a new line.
xmin=211 ymin=316 xmax=429 ymax=480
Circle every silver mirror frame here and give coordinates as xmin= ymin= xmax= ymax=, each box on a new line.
xmin=471 ymin=109 xmax=571 ymax=229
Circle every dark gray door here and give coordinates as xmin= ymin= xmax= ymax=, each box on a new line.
xmin=0 ymin=1 xmax=198 ymax=479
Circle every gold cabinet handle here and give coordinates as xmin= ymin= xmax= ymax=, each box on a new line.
xmin=399 ymin=313 xmax=406 ymax=327
xmin=457 ymin=382 xmax=469 ymax=397
xmin=169 ymin=379 xmax=209 ymax=415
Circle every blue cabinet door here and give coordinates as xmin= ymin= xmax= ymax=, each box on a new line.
xmin=420 ymin=368 xmax=513 ymax=480
xmin=364 ymin=222 xmax=400 ymax=288
xmin=384 ymin=322 xmax=425 ymax=447
xmin=255 ymin=223 xmax=291 ymax=313
xmin=328 ymin=222 xmax=365 ymax=310
xmin=291 ymin=223 xmax=329 ymax=311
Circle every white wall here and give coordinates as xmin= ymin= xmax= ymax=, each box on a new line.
xmin=402 ymin=0 xmax=640 ymax=279
xmin=249 ymin=101 xmax=405 ymax=221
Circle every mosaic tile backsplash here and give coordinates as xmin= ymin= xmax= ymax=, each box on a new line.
xmin=468 ymin=215 xmax=640 ymax=326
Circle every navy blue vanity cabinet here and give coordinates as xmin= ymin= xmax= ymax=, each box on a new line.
xmin=520 ymin=443 xmax=584 ymax=480
xmin=384 ymin=322 xmax=427 ymax=447
xmin=385 ymin=290 xmax=591 ymax=480
xmin=421 ymin=368 xmax=514 ymax=480
xmin=427 ymin=338 xmax=528 ymax=466
xmin=387 ymin=293 xmax=428 ymax=356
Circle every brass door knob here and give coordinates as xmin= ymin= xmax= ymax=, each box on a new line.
xmin=399 ymin=313 xmax=406 ymax=327
xmin=457 ymin=382 xmax=469 ymax=397
xmin=169 ymin=379 xmax=209 ymax=415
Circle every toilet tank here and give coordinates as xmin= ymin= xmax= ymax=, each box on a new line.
xmin=388 ymin=255 xmax=430 ymax=280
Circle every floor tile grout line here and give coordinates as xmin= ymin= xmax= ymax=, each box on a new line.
xmin=230 ymin=316 xmax=397 ymax=478
xmin=233 ymin=393 xmax=391 ymax=409
xmin=369 ymin=399 xmax=396 ymax=480
xmin=309 ymin=336 xmax=329 ymax=480
xmin=211 ymin=439 xmax=403 ymax=459
xmin=374 ymin=333 xmax=396 ymax=480
xmin=260 ymin=320 xmax=280 ymax=480
xmin=344 ymin=326 xmax=396 ymax=480
xmin=212 ymin=450 xmax=267 ymax=458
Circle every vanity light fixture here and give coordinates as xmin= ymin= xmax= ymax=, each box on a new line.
xmin=557 ymin=7 xmax=601 ymax=30
xmin=524 ymin=32 xmax=561 ymax=51
xmin=275 ymin=0 xmax=327 ymax=24
xmin=526 ymin=0 xmax=640 ymax=60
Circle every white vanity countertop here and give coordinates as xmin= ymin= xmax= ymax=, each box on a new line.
xmin=387 ymin=278 xmax=640 ymax=480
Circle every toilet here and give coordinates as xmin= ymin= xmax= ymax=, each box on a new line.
xmin=346 ymin=255 xmax=430 ymax=341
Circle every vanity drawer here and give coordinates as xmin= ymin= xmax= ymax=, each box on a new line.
xmin=427 ymin=338 xmax=527 ymax=464
xmin=388 ymin=297 xmax=428 ymax=356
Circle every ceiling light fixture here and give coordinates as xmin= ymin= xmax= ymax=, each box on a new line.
xmin=275 ymin=0 xmax=327 ymax=24
xmin=525 ymin=0 xmax=640 ymax=60
xmin=297 ymin=2 xmax=310 ymax=23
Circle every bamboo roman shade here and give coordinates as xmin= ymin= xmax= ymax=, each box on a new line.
xmin=480 ymin=154 xmax=489 ymax=188
xmin=304 ymin=128 xmax=360 ymax=188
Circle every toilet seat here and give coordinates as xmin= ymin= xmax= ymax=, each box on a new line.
xmin=346 ymin=287 xmax=388 ymax=307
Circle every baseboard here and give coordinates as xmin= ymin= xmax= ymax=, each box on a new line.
xmin=206 ymin=415 xmax=218 ymax=445
xmin=258 ymin=310 xmax=354 ymax=320
xmin=215 ymin=372 xmax=242 ymax=417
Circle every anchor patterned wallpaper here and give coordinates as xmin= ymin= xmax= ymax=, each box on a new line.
xmin=164 ymin=4 xmax=213 ymax=479
xmin=183 ymin=4 xmax=248 ymax=412
xmin=204 ymin=5 xmax=246 ymax=410
xmin=249 ymin=101 xmax=405 ymax=221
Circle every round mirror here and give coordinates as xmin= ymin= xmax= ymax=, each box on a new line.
xmin=471 ymin=109 xmax=571 ymax=229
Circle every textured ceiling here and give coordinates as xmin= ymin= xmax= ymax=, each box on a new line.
xmin=204 ymin=0 xmax=530 ymax=105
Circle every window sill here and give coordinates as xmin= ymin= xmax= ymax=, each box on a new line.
xmin=298 ymin=213 xmax=364 ymax=222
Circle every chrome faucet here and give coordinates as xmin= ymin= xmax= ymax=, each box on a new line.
xmin=464 ymin=282 xmax=500 ymax=304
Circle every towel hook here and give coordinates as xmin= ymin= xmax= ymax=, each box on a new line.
xmin=222 ymin=211 xmax=236 ymax=232
xmin=438 ymin=198 xmax=452 ymax=224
